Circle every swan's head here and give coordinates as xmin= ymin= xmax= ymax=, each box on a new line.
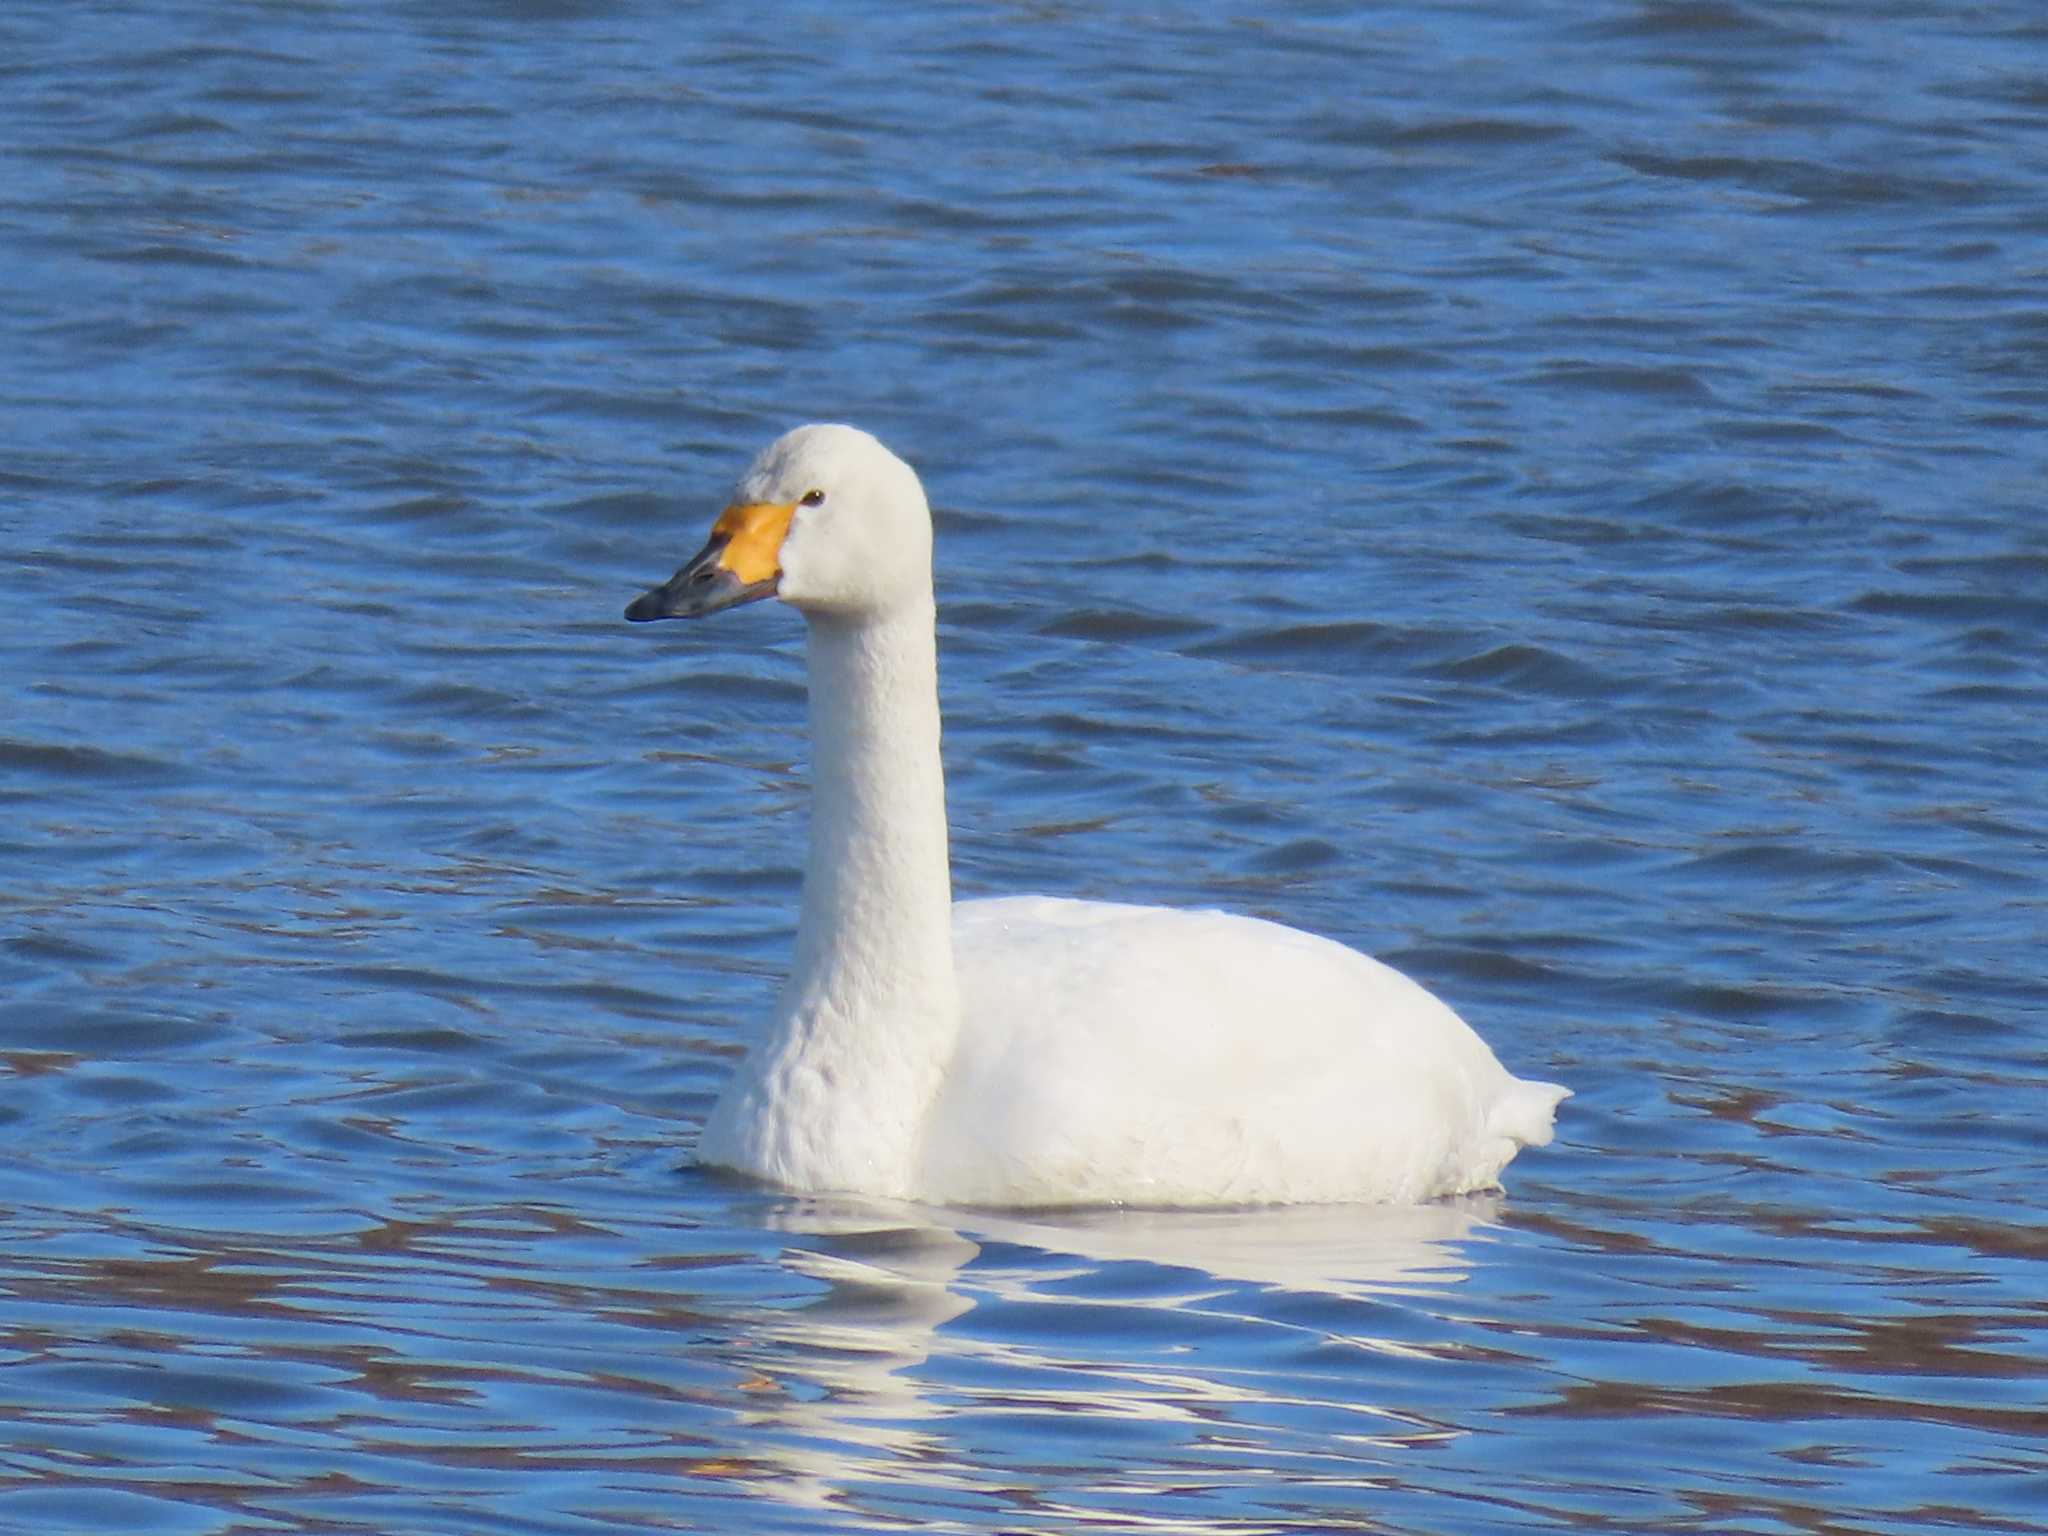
xmin=625 ymin=424 xmax=933 ymax=624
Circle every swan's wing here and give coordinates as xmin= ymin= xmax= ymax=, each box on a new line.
xmin=925 ymin=896 xmax=1565 ymax=1207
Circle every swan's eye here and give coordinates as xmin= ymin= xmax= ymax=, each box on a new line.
xmin=799 ymin=488 xmax=826 ymax=507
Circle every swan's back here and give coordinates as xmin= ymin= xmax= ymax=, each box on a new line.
xmin=923 ymin=896 xmax=1567 ymax=1208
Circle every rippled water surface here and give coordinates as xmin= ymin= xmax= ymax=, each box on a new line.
xmin=5 ymin=2 xmax=2047 ymax=1532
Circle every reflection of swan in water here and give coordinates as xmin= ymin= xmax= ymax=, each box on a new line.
xmin=703 ymin=1192 xmax=1498 ymax=1520
xmin=967 ymin=1195 xmax=1498 ymax=1301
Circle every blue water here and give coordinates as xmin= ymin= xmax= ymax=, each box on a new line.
xmin=4 ymin=2 xmax=2046 ymax=1532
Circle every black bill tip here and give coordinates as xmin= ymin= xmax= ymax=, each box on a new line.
xmin=624 ymin=585 xmax=675 ymax=622
xmin=625 ymin=537 xmax=777 ymax=622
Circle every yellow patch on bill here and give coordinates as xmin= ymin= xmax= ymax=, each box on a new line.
xmin=711 ymin=500 xmax=796 ymax=585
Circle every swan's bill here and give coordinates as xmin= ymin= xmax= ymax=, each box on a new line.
xmin=625 ymin=500 xmax=795 ymax=621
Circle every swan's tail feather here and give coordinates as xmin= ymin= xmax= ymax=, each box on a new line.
xmin=1493 ymin=1077 xmax=1571 ymax=1150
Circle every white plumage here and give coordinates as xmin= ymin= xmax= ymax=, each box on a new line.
xmin=626 ymin=424 xmax=1567 ymax=1208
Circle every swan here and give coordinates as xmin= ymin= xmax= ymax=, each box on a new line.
xmin=625 ymin=424 xmax=1567 ymax=1207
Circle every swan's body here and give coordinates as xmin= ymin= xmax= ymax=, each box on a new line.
xmin=627 ymin=424 xmax=1567 ymax=1207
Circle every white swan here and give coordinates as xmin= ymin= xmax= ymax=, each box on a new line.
xmin=626 ymin=424 xmax=1567 ymax=1208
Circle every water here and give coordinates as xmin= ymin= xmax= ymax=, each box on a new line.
xmin=4 ymin=1 xmax=2046 ymax=1531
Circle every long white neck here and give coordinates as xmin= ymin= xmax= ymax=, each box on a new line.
xmin=791 ymin=600 xmax=955 ymax=1010
xmin=698 ymin=596 xmax=958 ymax=1196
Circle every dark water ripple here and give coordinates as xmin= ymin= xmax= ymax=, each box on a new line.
xmin=4 ymin=0 xmax=2048 ymax=1532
